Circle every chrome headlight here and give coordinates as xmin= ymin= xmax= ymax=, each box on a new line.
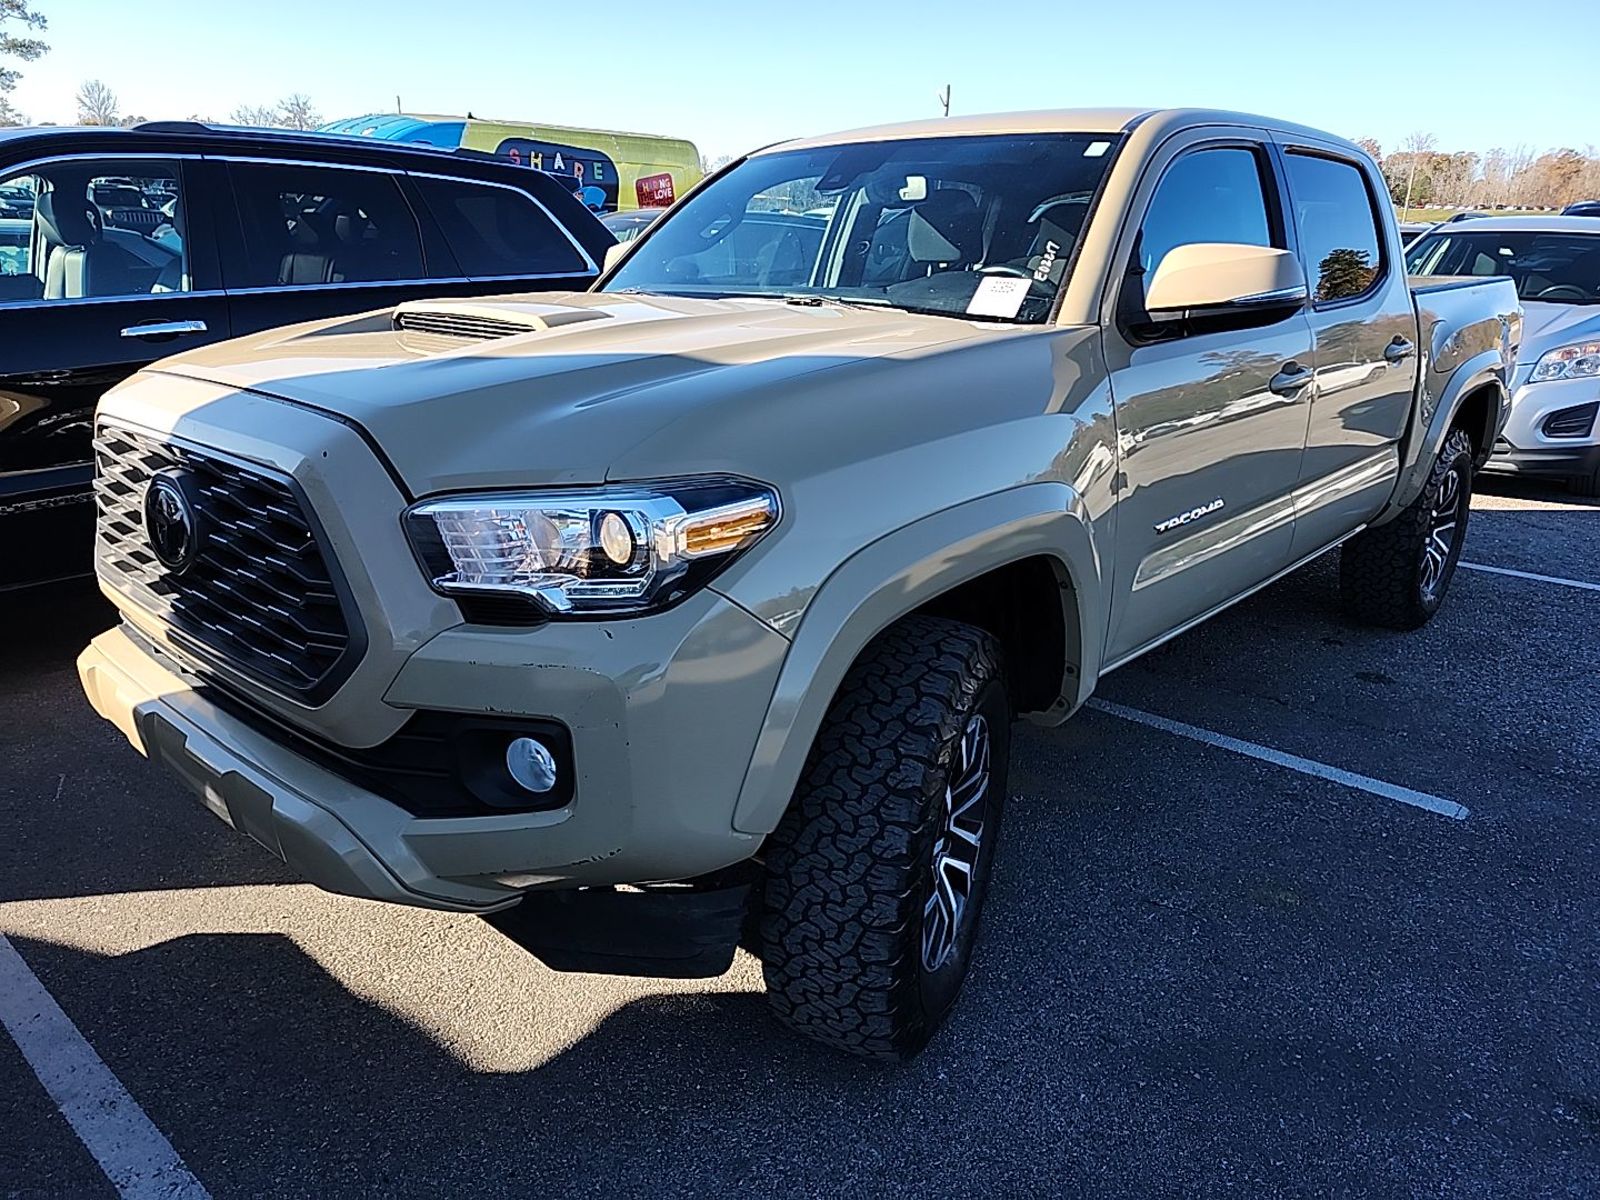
xmin=405 ymin=478 xmax=779 ymax=616
xmin=1528 ymin=340 xmax=1600 ymax=383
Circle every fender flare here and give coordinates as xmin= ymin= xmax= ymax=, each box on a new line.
xmin=729 ymin=482 xmax=1104 ymax=835
xmin=1381 ymin=349 xmax=1508 ymax=520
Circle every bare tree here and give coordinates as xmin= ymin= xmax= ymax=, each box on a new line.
xmin=1400 ymin=131 xmax=1437 ymax=218
xmin=0 ymin=0 xmax=47 ymax=126
xmin=75 ymin=78 xmax=120 ymax=126
xmin=1354 ymin=137 xmax=1382 ymax=164
xmin=277 ymin=93 xmax=320 ymax=131
xmin=229 ymin=102 xmax=282 ymax=127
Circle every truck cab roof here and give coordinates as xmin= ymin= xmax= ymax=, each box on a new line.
xmin=762 ymin=107 xmax=1371 ymax=160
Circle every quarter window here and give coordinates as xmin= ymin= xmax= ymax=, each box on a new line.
xmin=0 ymin=160 xmax=189 ymax=304
xmin=1284 ymin=153 xmax=1385 ymax=304
xmin=412 ymin=177 xmax=590 ymax=277
xmin=226 ymin=163 xmax=425 ymax=289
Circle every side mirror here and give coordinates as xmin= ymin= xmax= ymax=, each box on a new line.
xmin=603 ymin=242 xmax=629 ymax=274
xmin=1144 ymin=243 xmax=1307 ymax=316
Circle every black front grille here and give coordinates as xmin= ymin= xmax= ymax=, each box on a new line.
xmin=393 ymin=310 xmax=530 ymax=340
xmin=1542 ymin=401 xmax=1599 ymax=440
xmin=94 ymin=423 xmax=358 ymax=699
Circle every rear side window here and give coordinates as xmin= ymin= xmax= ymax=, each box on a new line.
xmin=226 ymin=162 xmax=425 ymax=288
xmin=413 ymin=177 xmax=590 ymax=278
xmin=1285 ymin=153 xmax=1385 ymax=304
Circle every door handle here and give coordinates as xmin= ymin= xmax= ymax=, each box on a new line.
xmin=1268 ymin=361 xmax=1313 ymax=396
xmin=120 ymin=319 xmax=208 ymax=339
xmin=1384 ymin=337 xmax=1416 ymax=364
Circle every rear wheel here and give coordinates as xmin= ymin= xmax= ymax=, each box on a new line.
xmin=1339 ymin=428 xmax=1474 ymax=630
xmin=759 ymin=615 xmax=1009 ymax=1060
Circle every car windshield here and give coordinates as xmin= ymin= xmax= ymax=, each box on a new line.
xmin=1406 ymin=230 xmax=1600 ymax=304
xmin=603 ymin=133 xmax=1121 ymax=323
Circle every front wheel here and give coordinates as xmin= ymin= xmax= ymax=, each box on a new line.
xmin=1339 ymin=428 xmax=1474 ymax=630
xmin=759 ymin=615 xmax=1010 ymax=1060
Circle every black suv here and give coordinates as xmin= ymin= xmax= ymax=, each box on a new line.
xmin=0 ymin=122 xmax=613 ymax=590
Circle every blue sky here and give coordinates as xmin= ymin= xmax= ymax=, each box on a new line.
xmin=11 ymin=0 xmax=1593 ymax=162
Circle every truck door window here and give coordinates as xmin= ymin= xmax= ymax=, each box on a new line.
xmin=1283 ymin=153 xmax=1385 ymax=304
xmin=226 ymin=162 xmax=426 ymax=289
xmin=1122 ymin=146 xmax=1279 ymax=335
xmin=0 ymin=161 xmax=189 ymax=304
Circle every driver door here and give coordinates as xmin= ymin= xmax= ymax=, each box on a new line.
xmin=1101 ymin=134 xmax=1315 ymax=665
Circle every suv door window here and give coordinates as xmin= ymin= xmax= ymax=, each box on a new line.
xmin=0 ymin=161 xmax=189 ymax=304
xmin=225 ymin=162 xmax=425 ymax=288
xmin=412 ymin=177 xmax=591 ymax=277
xmin=1283 ymin=153 xmax=1385 ymax=304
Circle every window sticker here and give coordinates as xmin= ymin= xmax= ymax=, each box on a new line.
xmin=967 ymin=276 xmax=1030 ymax=319
xmin=1084 ymin=141 xmax=1111 ymax=157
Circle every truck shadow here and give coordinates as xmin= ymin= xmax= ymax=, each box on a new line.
xmin=3 ymin=904 xmax=1524 ymax=1200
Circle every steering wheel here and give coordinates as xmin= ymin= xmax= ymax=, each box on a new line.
xmin=977 ymin=264 xmax=1031 ymax=278
xmin=1535 ymin=284 xmax=1590 ymax=301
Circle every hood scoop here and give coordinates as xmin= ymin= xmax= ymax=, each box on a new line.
xmin=393 ymin=298 xmax=613 ymax=342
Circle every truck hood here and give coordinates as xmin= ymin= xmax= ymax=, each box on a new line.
xmin=152 ymin=292 xmax=1004 ymax=495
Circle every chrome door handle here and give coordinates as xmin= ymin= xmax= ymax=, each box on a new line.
xmin=1384 ymin=337 xmax=1416 ymax=363
xmin=120 ymin=319 xmax=208 ymax=339
xmin=1268 ymin=362 xmax=1313 ymax=396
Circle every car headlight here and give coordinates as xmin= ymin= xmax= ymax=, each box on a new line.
xmin=405 ymin=478 xmax=779 ymax=616
xmin=1529 ymin=340 xmax=1600 ymax=383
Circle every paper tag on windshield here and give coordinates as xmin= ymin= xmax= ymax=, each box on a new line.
xmin=967 ymin=276 xmax=1029 ymax=319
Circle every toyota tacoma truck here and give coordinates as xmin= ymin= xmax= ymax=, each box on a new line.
xmin=77 ymin=108 xmax=1520 ymax=1060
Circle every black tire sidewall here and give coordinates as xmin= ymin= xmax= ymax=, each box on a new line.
xmin=1418 ymin=435 xmax=1474 ymax=617
xmin=914 ymin=675 xmax=1011 ymax=1022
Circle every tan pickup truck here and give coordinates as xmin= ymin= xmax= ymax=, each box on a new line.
xmin=78 ymin=108 xmax=1520 ymax=1059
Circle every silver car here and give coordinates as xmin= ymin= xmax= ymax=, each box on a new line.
xmin=1408 ymin=216 xmax=1600 ymax=496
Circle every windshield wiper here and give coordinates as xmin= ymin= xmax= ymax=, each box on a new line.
xmin=779 ymin=293 xmax=892 ymax=311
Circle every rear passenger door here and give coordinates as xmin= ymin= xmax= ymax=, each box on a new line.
xmin=1277 ymin=142 xmax=1420 ymax=558
xmin=216 ymin=159 xmax=449 ymax=338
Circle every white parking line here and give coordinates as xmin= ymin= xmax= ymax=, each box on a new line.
xmin=1458 ymin=561 xmax=1600 ymax=592
xmin=0 ymin=935 xmax=211 ymax=1200
xmin=1087 ymin=699 xmax=1470 ymax=821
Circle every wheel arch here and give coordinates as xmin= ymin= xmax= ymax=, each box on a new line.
xmin=1382 ymin=350 xmax=1508 ymax=520
xmin=729 ymin=482 xmax=1103 ymax=835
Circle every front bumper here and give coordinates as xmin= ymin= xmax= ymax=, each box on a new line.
xmin=1482 ymin=374 xmax=1600 ymax=483
xmin=79 ymin=587 xmax=788 ymax=912
xmin=1481 ymin=440 xmax=1600 ymax=482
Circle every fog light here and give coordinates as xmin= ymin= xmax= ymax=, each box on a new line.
xmin=505 ymin=737 xmax=558 ymax=794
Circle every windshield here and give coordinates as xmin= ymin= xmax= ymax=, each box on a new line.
xmin=603 ymin=133 xmax=1121 ymax=323
xmin=1406 ymin=230 xmax=1600 ymax=304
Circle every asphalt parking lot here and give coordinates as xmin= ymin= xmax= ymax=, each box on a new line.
xmin=1 ymin=480 xmax=1596 ymax=1200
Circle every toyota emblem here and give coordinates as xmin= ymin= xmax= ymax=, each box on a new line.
xmin=143 ymin=471 xmax=199 ymax=574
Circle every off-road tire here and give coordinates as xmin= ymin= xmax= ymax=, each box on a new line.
xmin=759 ymin=615 xmax=1010 ymax=1060
xmin=1340 ymin=427 xmax=1474 ymax=630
